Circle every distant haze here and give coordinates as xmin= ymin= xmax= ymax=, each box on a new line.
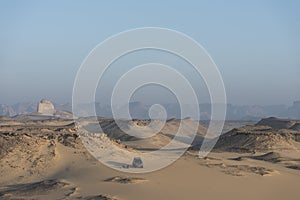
xmin=1 ymin=100 xmax=300 ymax=120
xmin=0 ymin=1 xmax=300 ymax=105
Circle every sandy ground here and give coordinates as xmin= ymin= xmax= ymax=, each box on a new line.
xmin=1 ymin=144 xmax=300 ymax=200
xmin=0 ymin=118 xmax=300 ymax=199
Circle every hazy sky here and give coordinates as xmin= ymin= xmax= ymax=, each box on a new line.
xmin=0 ymin=0 xmax=299 ymax=105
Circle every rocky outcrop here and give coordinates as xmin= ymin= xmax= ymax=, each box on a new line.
xmin=214 ymin=125 xmax=298 ymax=152
xmin=290 ymin=123 xmax=300 ymax=131
xmin=37 ymin=99 xmax=55 ymax=115
xmin=132 ymin=157 xmax=143 ymax=168
xmin=256 ymin=117 xmax=298 ymax=129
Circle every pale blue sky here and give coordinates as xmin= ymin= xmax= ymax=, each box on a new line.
xmin=0 ymin=0 xmax=299 ymax=105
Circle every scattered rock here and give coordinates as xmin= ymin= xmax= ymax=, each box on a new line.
xmin=77 ymin=194 xmax=118 ymax=200
xmin=104 ymin=176 xmax=146 ymax=184
xmin=0 ymin=179 xmax=76 ymax=198
xmin=132 ymin=157 xmax=143 ymax=168
xmin=204 ymin=163 xmax=276 ymax=176
xmin=232 ymin=152 xmax=282 ymax=163
xmin=286 ymin=165 xmax=300 ymax=170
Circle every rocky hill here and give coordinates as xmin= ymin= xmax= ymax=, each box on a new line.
xmin=214 ymin=118 xmax=300 ymax=153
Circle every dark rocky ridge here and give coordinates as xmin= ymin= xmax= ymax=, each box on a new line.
xmin=214 ymin=118 xmax=300 ymax=153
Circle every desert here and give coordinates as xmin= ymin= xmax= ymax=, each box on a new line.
xmin=1 ymin=112 xmax=300 ymax=199
xmin=1 ymin=1 xmax=300 ymax=199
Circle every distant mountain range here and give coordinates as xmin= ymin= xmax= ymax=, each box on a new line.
xmin=1 ymin=101 xmax=300 ymax=120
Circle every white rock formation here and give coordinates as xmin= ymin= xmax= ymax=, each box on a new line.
xmin=37 ymin=99 xmax=55 ymax=115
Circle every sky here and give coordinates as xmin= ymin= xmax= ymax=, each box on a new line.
xmin=0 ymin=0 xmax=300 ymax=105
